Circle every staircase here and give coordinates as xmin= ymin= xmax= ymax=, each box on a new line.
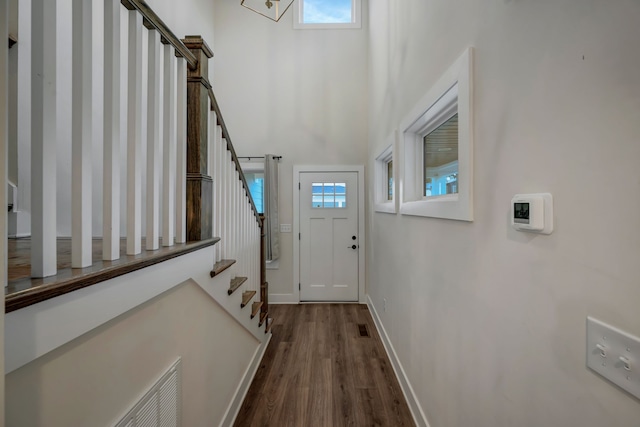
xmin=2 ymin=0 xmax=272 ymax=368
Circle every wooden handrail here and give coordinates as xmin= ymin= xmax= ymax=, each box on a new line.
xmin=208 ymin=86 xmax=262 ymax=223
xmin=121 ymin=0 xmax=198 ymax=70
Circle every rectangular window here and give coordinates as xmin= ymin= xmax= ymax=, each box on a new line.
xmin=387 ymin=160 xmax=393 ymax=201
xmin=245 ymin=172 xmax=265 ymax=214
xmin=293 ymin=0 xmax=361 ymax=29
xmin=423 ymin=113 xmax=458 ymax=198
xmin=312 ymin=182 xmax=347 ymax=208
xmin=374 ymin=139 xmax=396 ymax=214
xmin=399 ymin=47 xmax=473 ymax=221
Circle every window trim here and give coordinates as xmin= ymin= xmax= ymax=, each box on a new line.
xmin=374 ymin=133 xmax=397 ymax=214
xmin=399 ymin=47 xmax=474 ymax=221
xmin=292 ymin=0 xmax=362 ymax=29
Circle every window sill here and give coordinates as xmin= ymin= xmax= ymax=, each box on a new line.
xmin=374 ymin=202 xmax=396 ymax=214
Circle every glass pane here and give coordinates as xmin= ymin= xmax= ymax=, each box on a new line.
xmin=387 ymin=160 xmax=393 ymax=201
xmin=324 ymin=194 xmax=335 ymax=208
xmin=312 ymin=182 xmax=324 ymax=208
xmin=245 ymin=173 xmax=264 ymax=213
xmin=424 ymin=114 xmax=459 ymax=197
xmin=323 ymin=182 xmax=335 ymax=195
xmin=334 ymin=182 xmax=346 ymax=208
xmin=303 ymin=0 xmax=353 ymax=23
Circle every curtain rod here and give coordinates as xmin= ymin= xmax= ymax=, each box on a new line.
xmin=237 ymin=156 xmax=282 ymax=161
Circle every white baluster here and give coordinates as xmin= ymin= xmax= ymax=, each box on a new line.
xmin=103 ymin=0 xmax=121 ymax=261
xmin=227 ymin=156 xmax=234 ymax=261
xmin=175 ymin=57 xmax=187 ymax=244
xmin=1 ymin=0 xmax=8 ymax=286
xmin=215 ymin=126 xmax=224 ymax=261
xmin=126 ymin=10 xmax=143 ymax=255
xmin=31 ymin=0 xmax=57 ymax=277
xmin=71 ymin=0 xmax=93 ymax=268
xmin=213 ymin=124 xmax=221 ymax=262
xmin=208 ymin=109 xmax=215 ymax=260
xmin=146 ymin=29 xmax=162 ymax=251
xmin=233 ymin=165 xmax=239 ymax=261
xmin=221 ymin=143 xmax=229 ymax=259
xmin=162 ymin=43 xmax=176 ymax=247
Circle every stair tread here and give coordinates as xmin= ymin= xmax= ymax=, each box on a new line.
xmin=211 ymin=259 xmax=236 ymax=278
xmin=251 ymin=301 xmax=263 ymax=319
xmin=228 ymin=276 xmax=247 ymax=295
xmin=241 ymin=290 xmax=256 ymax=308
xmin=8 ymin=34 xmax=17 ymax=49
xmin=259 ymin=311 xmax=268 ymax=326
xmin=265 ymin=317 xmax=274 ymax=334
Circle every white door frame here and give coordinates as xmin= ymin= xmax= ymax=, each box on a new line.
xmin=293 ymin=165 xmax=366 ymax=303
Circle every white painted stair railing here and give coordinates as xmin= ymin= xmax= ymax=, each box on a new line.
xmin=20 ymin=0 xmax=192 ymax=277
xmin=3 ymin=0 xmax=267 ymax=334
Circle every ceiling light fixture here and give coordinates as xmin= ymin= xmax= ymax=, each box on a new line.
xmin=241 ymin=0 xmax=295 ymax=22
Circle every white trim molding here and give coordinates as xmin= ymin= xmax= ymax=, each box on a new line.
xmin=367 ymin=295 xmax=430 ymax=427
xmin=399 ymin=47 xmax=474 ymax=221
xmin=222 ymin=334 xmax=272 ymax=427
xmin=293 ymin=165 xmax=366 ymax=303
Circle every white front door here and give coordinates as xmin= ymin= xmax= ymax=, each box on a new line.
xmin=299 ymin=171 xmax=359 ymax=301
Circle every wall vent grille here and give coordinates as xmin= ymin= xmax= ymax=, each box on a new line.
xmin=115 ymin=358 xmax=181 ymax=427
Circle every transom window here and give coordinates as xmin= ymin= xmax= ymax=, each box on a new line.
xmin=293 ymin=0 xmax=362 ymax=29
xmin=312 ymin=182 xmax=347 ymax=208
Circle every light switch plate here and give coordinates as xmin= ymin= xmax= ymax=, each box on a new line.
xmin=586 ymin=316 xmax=640 ymax=399
xmin=280 ymin=224 xmax=292 ymax=233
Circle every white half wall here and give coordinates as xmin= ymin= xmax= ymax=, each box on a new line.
xmin=367 ymin=1 xmax=640 ymax=426
xmin=6 ymin=281 xmax=259 ymax=427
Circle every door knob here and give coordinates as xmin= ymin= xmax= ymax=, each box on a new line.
xmin=348 ymin=244 xmax=357 ymax=250
xmin=352 ymin=236 xmax=357 ymax=240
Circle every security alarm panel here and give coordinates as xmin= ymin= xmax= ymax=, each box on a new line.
xmin=511 ymin=193 xmax=553 ymax=234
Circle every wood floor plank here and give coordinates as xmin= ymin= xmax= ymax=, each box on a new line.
xmin=233 ymin=304 xmax=415 ymax=427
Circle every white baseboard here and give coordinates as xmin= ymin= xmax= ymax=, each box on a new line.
xmin=367 ymin=295 xmax=430 ymax=427
xmin=219 ymin=333 xmax=272 ymax=427
xmin=8 ymin=233 xmax=30 ymax=238
xmin=268 ymin=293 xmax=298 ymax=304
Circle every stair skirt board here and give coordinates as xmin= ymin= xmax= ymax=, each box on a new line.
xmin=115 ymin=358 xmax=182 ymax=427
xmin=366 ymin=295 xmax=430 ymax=427
xmin=221 ymin=333 xmax=272 ymax=427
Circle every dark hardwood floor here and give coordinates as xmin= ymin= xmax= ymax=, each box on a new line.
xmin=234 ymin=304 xmax=415 ymax=427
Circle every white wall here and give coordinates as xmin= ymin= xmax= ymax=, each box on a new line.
xmin=367 ymin=0 xmax=640 ymax=426
xmin=6 ymin=281 xmax=259 ymax=426
xmin=212 ymin=1 xmax=369 ymax=297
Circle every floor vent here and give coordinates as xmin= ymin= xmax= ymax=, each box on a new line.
xmin=115 ymin=358 xmax=181 ymax=427
xmin=357 ymin=323 xmax=370 ymax=337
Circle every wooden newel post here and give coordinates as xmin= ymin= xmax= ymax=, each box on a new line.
xmin=183 ymin=35 xmax=213 ymax=241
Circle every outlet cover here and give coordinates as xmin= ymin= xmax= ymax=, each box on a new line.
xmin=587 ymin=316 xmax=640 ymax=399
xmin=280 ymin=224 xmax=292 ymax=233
